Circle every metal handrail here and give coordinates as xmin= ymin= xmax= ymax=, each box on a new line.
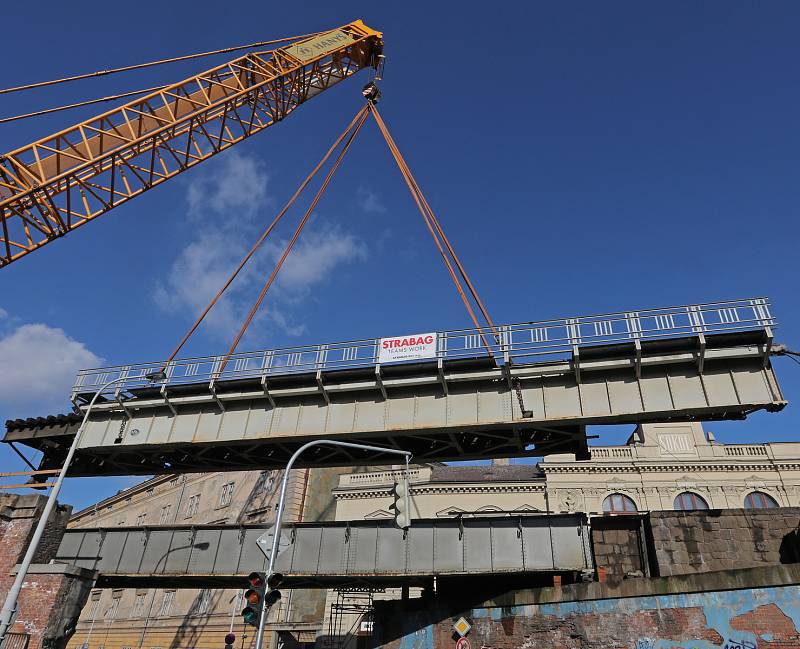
xmin=72 ymin=297 xmax=775 ymax=399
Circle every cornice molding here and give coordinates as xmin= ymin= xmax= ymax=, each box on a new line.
xmin=334 ymin=483 xmax=545 ymax=500
xmin=543 ymin=461 xmax=800 ymax=474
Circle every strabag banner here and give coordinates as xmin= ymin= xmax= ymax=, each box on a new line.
xmin=378 ymin=332 xmax=437 ymax=364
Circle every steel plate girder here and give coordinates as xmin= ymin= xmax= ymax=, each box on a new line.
xmin=55 ymin=515 xmax=592 ymax=588
xmin=63 ymin=349 xmax=784 ymax=474
xmin=6 ymin=337 xmax=785 ymax=476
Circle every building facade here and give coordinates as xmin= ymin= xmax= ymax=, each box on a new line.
xmin=63 ymin=422 xmax=800 ymax=649
xmin=325 ymin=422 xmax=800 ymax=636
xmin=66 ymin=466 xmax=344 ymax=649
xmin=333 ymin=422 xmax=800 ymax=522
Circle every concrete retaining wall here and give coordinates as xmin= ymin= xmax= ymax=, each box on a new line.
xmin=371 ymin=565 xmax=800 ymax=649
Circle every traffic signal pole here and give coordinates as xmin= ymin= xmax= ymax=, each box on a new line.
xmin=254 ymin=440 xmax=412 ymax=649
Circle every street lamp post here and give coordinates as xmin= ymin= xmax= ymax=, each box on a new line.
xmin=0 ymin=372 xmax=162 ymax=642
xmin=253 ymin=440 xmax=412 ymax=649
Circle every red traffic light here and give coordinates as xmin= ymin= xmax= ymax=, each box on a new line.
xmin=244 ymin=589 xmax=261 ymax=605
xmin=247 ymin=571 xmax=264 ymax=588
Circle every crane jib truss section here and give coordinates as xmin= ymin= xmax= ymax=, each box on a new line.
xmin=0 ymin=21 xmax=382 ymax=267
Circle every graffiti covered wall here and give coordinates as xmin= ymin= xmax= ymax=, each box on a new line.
xmin=373 ymin=584 xmax=800 ymax=649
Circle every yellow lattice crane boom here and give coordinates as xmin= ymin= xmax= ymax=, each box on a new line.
xmin=0 ymin=21 xmax=383 ymax=268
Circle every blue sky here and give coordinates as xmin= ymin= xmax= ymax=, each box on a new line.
xmin=1 ymin=2 xmax=799 ymax=510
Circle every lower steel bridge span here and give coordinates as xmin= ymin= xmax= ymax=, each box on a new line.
xmin=3 ymin=298 xmax=785 ymax=476
xmin=54 ymin=514 xmax=594 ymax=589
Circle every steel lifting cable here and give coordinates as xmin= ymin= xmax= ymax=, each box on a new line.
xmin=163 ymin=104 xmax=370 ymax=368
xmin=383 ymin=127 xmax=499 ymax=339
xmin=164 ymin=100 xmax=496 ymax=369
xmin=0 ymin=33 xmax=321 ymax=96
xmin=217 ymin=107 xmax=370 ymax=373
xmin=371 ymin=113 xmax=491 ymax=354
xmin=367 ymin=103 xmax=498 ymax=355
xmin=369 ymin=103 xmax=498 ymax=339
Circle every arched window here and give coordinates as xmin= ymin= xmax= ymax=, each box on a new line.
xmin=602 ymin=493 xmax=637 ymax=513
xmin=744 ymin=491 xmax=779 ymax=509
xmin=674 ymin=491 xmax=709 ymax=511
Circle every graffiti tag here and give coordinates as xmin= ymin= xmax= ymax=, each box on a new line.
xmin=635 ymin=639 xmax=756 ymax=649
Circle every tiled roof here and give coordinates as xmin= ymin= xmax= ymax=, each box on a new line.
xmin=5 ymin=413 xmax=81 ymax=431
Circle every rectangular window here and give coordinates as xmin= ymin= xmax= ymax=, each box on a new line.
xmin=131 ymin=593 xmax=147 ymax=618
xmin=255 ymin=472 xmax=274 ymax=494
xmin=195 ymin=589 xmax=214 ymax=616
xmin=88 ymin=599 xmax=100 ymax=621
xmin=108 ymin=596 xmax=121 ymax=621
xmin=185 ymin=494 xmax=200 ymax=518
xmin=159 ymin=591 xmax=175 ymax=617
xmin=219 ymin=482 xmax=235 ymax=508
xmin=136 ymin=513 xmax=146 ymax=526
xmin=158 ymin=505 xmax=172 ymax=524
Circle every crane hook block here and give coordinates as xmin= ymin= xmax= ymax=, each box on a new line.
xmin=362 ymin=81 xmax=381 ymax=103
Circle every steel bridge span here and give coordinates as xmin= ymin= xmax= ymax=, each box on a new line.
xmin=4 ymin=298 xmax=785 ymax=476
xmin=54 ymin=514 xmax=593 ymax=589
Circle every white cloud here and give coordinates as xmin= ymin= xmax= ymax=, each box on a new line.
xmin=272 ymin=227 xmax=368 ymax=292
xmin=154 ymin=152 xmax=368 ymax=343
xmin=0 ymin=308 xmax=8 ymax=320
xmin=153 ymin=229 xmax=251 ymax=335
xmin=0 ymin=324 xmax=103 ymax=413
xmin=357 ymin=187 xmax=387 ymax=214
xmin=186 ymin=151 xmax=270 ymax=221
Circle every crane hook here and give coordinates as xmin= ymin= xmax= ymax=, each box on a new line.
xmin=362 ymin=80 xmax=381 ymax=104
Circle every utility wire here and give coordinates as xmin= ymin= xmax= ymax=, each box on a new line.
xmin=771 ymin=345 xmax=800 ymax=366
xmin=783 ymin=354 xmax=800 ymax=367
xmin=0 ymin=33 xmax=319 ymax=96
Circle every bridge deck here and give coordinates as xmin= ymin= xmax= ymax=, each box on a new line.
xmin=54 ymin=514 xmax=593 ymax=588
xmin=4 ymin=299 xmax=785 ymax=476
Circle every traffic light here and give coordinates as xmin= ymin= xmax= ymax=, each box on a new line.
xmin=265 ymin=572 xmax=283 ymax=608
xmin=224 ymin=633 xmax=235 ymax=649
xmin=240 ymin=571 xmax=283 ymax=628
xmin=390 ymin=475 xmax=411 ymax=529
xmin=241 ymin=571 xmax=266 ymax=627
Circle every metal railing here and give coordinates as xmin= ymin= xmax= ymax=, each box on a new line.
xmin=72 ymin=297 xmax=775 ymax=399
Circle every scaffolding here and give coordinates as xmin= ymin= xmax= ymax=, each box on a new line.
xmin=326 ymin=589 xmax=378 ymax=649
